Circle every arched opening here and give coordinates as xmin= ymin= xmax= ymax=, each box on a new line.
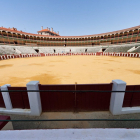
xmin=7 ymin=32 xmax=12 ymax=37
xmin=13 ymin=33 xmax=17 ymax=37
xmin=102 ymin=48 xmax=106 ymax=52
xmin=14 ymin=41 xmax=18 ymax=44
xmin=128 ymin=30 xmax=133 ymax=35
xmin=54 ymin=49 xmax=56 ymax=53
xmin=133 ymin=29 xmax=138 ymax=34
xmin=2 ymin=31 xmax=7 ymax=36
xmin=124 ymin=31 xmax=128 ymax=36
xmin=21 ymin=35 xmax=25 ymax=39
xmin=101 ymin=36 xmax=104 ymax=39
xmin=33 ymin=36 xmax=37 ymax=40
xmin=26 ymin=35 xmax=29 ymax=39
xmin=119 ymin=32 xmax=124 ymax=37
xmin=85 ymin=49 xmax=87 ymax=52
xmin=17 ymin=34 xmax=21 ymax=38
xmin=34 ymin=49 xmax=39 ymax=53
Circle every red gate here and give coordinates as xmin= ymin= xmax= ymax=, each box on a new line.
xmin=39 ymin=83 xmax=112 ymax=112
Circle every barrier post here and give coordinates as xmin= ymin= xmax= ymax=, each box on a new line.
xmin=1 ymin=84 xmax=12 ymax=110
xmin=26 ymin=81 xmax=42 ymax=116
xmin=110 ymin=79 xmax=126 ymax=115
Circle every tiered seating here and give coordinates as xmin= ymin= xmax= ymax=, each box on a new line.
xmin=104 ymin=43 xmax=140 ymax=53
xmin=16 ymin=47 xmax=37 ymax=54
xmin=105 ymin=45 xmax=133 ymax=53
xmin=0 ymin=45 xmax=17 ymax=54
xmin=131 ymin=46 xmax=140 ymax=53
xmin=39 ymin=48 xmax=53 ymax=53
xmin=1 ymin=43 xmax=140 ymax=55
xmin=87 ymin=47 xmax=101 ymax=53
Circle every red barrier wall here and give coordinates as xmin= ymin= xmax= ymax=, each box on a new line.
xmin=8 ymin=87 xmax=30 ymax=109
xmin=0 ymin=91 xmax=5 ymax=108
xmin=39 ymin=83 xmax=112 ymax=112
xmin=123 ymin=85 xmax=140 ymax=107
xmin=39 ymin=84 xmax=75 ymax=112
xmin=76 ymin=83 xmax=112 ymax=111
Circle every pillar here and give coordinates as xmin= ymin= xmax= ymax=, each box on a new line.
xmin=1 ymin=84 xmax=12 ymax=110
xmin=110 ymin=79 xmax=126 ymax=115
xmin=26 ymin=81 xmax=42 ymax=116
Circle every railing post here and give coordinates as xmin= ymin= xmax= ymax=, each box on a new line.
xmin=1 ymin=84 xmax=12 ymax=110
xmin=26 ymin=81 xmax=42 ymax=116
xmin=110 ymin=79 xmax=126 ymax=115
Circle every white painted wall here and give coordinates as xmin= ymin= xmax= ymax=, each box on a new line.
xmin=0 ymin=129 xmax=140 ymax=140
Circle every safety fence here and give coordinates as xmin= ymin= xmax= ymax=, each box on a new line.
xmin=0 ymin=52 xmax=140 ymax=61
xmin=0 ymin=80 xmax=140 ymax=116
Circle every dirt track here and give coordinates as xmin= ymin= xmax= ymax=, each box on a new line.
xmin=0 ymin=56 xmax=140 ymax=86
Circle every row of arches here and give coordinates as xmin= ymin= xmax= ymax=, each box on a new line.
xmin=0 ymin=29 xmax=140 ymax=41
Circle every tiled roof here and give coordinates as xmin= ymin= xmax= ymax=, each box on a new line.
xmin=37 ymin=29 xmax=59 ymax=36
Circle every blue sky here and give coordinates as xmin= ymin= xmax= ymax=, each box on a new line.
xmin=1 ymin=0 xmax=140 ymax=36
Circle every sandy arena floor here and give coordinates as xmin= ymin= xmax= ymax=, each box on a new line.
xmin=0 ymin=56 xmax=140 ymax=86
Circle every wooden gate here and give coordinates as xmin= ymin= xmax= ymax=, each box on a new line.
xmin=8 ymin=87 xmax=30 ymax=109
xmin=123 ymin=85 xmax=140 ymax=107
xmin=39 ymin=83 xmax=112 ymax=112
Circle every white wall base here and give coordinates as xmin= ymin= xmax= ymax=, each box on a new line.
xmin=121 ymin=107 xmax=140 ymax=114
xmin=0 ymin=108 xmax=31 ymax=115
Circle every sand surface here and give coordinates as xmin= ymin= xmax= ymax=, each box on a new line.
xmin=0 ymin=56 xmax=140 ymax=86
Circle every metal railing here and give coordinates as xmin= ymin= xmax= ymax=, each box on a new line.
xmin=0 ymin=90 xmax=140 ymax=92
xmin=1 ymin=119 xmax=140 ymax=122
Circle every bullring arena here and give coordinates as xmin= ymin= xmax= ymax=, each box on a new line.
xmin=0 ymin=25 xmax=140 ymax=86
xmin=1 ymin=25 xmax=140 ymax=116
xmin=1 ymin=55 xmax=140 ymax=86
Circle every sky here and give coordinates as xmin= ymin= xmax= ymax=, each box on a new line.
xmin=1 ymin=0 xmax=140 ymax=36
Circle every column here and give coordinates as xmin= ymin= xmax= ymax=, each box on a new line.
xmin=26 ymin=81 xmax=42 ymax=116
xmin=1 ymin=84 xmax=12 ymax=110
xmin=110 ymin=79 xmax=126 ymax=115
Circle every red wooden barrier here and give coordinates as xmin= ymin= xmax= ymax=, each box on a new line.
xmin=39 ymin=83 xmax=112 ymax=112
xmin=123 ymin=85 xmax=140 ymax=107
xmin=39 ymin=84 xmax=75 ymax=112
xmin=0 ymin=91 xmax=5 ymax=108
xmin=76 ymin=83 xmax=112 ymax=111
xmin=8 ymin=87 xmax=30 ymax=109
